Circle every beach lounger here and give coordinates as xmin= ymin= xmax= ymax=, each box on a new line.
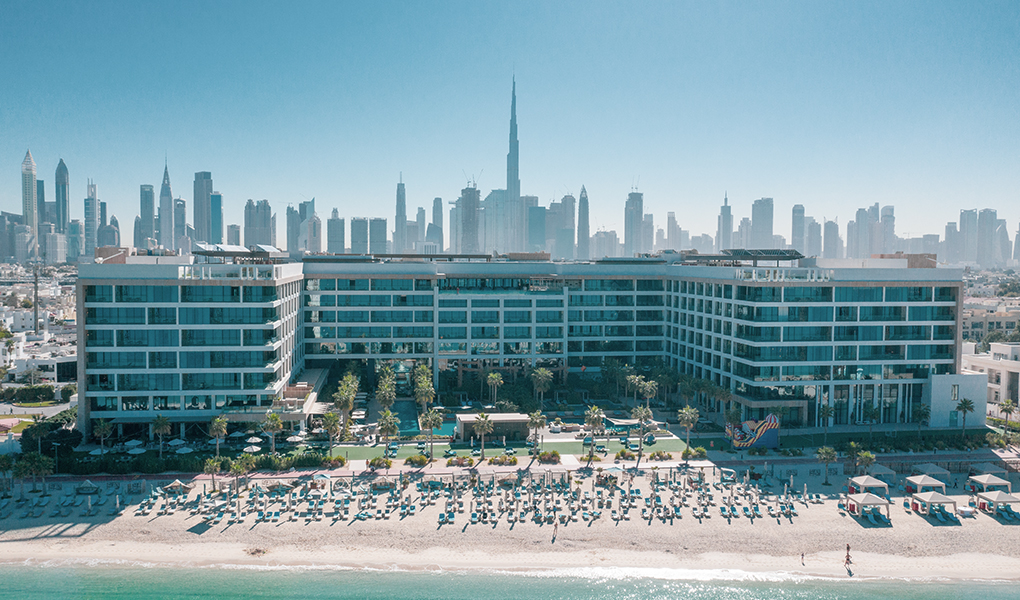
xmin=789 ymin=505 xmax=799 ymax=517
xmin=753 ymin=506 xmax=763 ymax=519
xmin=438 ymin=512 xmax=446 ymax=525
xmin=743 ymin=506 xmax=753 ymax=518
xmin=934 ymin=510 xmax=946 ymax=523
xmin=447 ymin=511 xmax=455 ymax=524
xmin=471 ymin=512 xmax=478 ymax=524
xmin=719 ymin=506 xmax=728 ymax=518
xmin=865 ymin=512 xmax=878 ymax=525
xmin=272 ymin=511 xmax=280 ymax=522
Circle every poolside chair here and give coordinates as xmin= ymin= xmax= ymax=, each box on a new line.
xmin=470 ymin=512 xmax=478 ymax=524
xmin=719 ymin=506 xmax=728 ymax=518
xmin=272 ymin=511 xmax=280 ymax=522
xmin=934 ymin=510 xmax=946 ymax=523
xmin=753 ymin=505 xmax=763 ymax=519
xmin=865 ymin=512 xmax=878 ymax=525
xmin=789 ymin=505 xmax=799 ymax=517
xmin=743 ymin=506 xmax=753 ymax=519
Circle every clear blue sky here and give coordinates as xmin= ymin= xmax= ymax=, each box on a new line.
xmin=1 ymin=0 xmax=1018 ymax=248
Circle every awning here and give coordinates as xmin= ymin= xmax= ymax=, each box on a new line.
xmin=849 ymin=475 xmax=888 ymax=489
xmin=912 ymin=463 xmax=950 ymax=477
xmin=846 ymin=492 xmax=890 ymax=506
xmin=977 ymin=490 xmax=1020 ymax=504
xmin=906 ymin=474 xmax=946 ymax=490
xmin=912 ymin=491 xmax=955 ymax=505
xmin=970 ymin=462 xmax=1008 ymax=476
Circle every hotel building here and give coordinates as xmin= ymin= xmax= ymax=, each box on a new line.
xmin=77 ymin=249 xmax=985 ymax=438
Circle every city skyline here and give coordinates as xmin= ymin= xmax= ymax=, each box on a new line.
xmin=1 ymin=2 xmax=1018 ymax=248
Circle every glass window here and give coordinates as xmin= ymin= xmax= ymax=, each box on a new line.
xmin=535 ymin=311 xmax=563 ymax=323
xmin=783 ymin=287 xmax=833 ymax=303
xmin=504 ymin=311 xmax=531 ymax=323
xmin=438 ymin=298 xmax=467 ymax=307
xmin=471 ymin=326 xmax=499 ymax=339
xmin=182 ymin=329 xmax=241 ymax=346
xmin=86 ymin=352 xmax=147 ymax=369
xmin=504 ymin=299 xmax=532 ymax=307
xmin=605 ymin=295 xmax=634 ymax=306
xmin=934 ymin=287 xmax=957 ymax=302
xmin=569 ymin=295 xmax=602 ymax=307
xmin=535 ymin=326 xmax=563 ymax=339
xmin=835 ymin=306 xmax=857 ymax=322
xmin=438 ymin=327 xmax=466 ymax=340
xmin=584 ymin=279 xmax=634 ymax=292
xmin=736 ymin=286 xmax=781 ymax=302
xmin=439 ymin=311 xmax=467 ymax=323
xmin=181 ymin=286 xmax=241 ymax=303
xmin=84 ymin=285 xmax=113 ymax=303
xmin=414 ymin=279 xmax=433 ymax=291
xmin=393 ymin=326 xmax=433 ymax=338
xmin=834 ymin=287 xmax=883 ymax=302
xmin=783 ymin=326 xmax=832 ymax=342
xmin=116 ymin=285 xmax=178 ymax=303
xmin=371 ymin=279 xmax=413 ymax=291
xmin=636 ymin=280 xmax=664 ymax=292
xmin=536 ymin=299 xmax=563 ymax=307
xmin=148 ymin=307 xmax=177 ymax=324
xmin=85 ymin=330 xmax=114 ymax=347
xmin=859 ymin=306 xmax=906 ymax=321
xmin=371 ymin=310 xmax=412 ymax=322
xmin=86 ymin=307 xmax=146 ymax=325
xmin=885 ymin=287 xmax=932 ymax=302
xmin=503 ymin=326 xmax=531 ymax=339
xmin=471 ymin=311 xmax=499 ymax=323
xmin=149 ymin=352 xmax=177 ymax=368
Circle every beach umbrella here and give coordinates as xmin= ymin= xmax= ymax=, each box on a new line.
xmin=124 ymin=440 xmax=143 ymax=447
xmin=244 ymin=445 xmax=261 ymax=453
xmin=286 ymin=435 xmax=303 ymax=443
xmin=127 ymin=448 xmax=146 ymax=455
xmin=168 ymin=439 xmax=186 ymax=447
xmin=89 ymin=448 xmax=109 ymax=456
xmin=176 ymin=447 xmax=194 ymax=455
xmin=246 ymin=436 xmax=262 ymax=444
xmin=229 ymin=431 xmax=246 ymax=438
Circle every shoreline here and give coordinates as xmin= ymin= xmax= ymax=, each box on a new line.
xmin=1 ymin=541 xmax=1017 ymax=583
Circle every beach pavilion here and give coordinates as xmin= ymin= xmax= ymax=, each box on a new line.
xmin=905 ymin=474 xmax=947 ymax=494
xmin=975 ymin=490 xmax=1020 ymax=516
xmin=847 ymin=475 xmax=889 ymax=496
xmin=910 ymin=491 xmax=957 ymax=515
xmin=845 ymin=492 xmax=891 ymax=519
xmin=970 ymin=462 xmax=1008 ymax=477
xmin=966 ymin=474 xmax=1012 ymax=494
xmin=911 ymin=463 xmax=951 ymax=478
xmin=866 ymin=464 xmax=896 ymax=483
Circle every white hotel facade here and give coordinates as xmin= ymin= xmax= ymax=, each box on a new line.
xmin=76 ymin=249 xmax=985 ymax=438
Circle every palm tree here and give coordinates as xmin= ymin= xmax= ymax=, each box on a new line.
xmin=584 ymin=405 xmax=605 ymax=462
xmin=956 ymin=398 xmax=975 ymax=439
xmin=421 ymin=407 xmax=444 ymax=460
xmin=631 ymin=405 xmax=653 ymax=469
xmin=640 ymin=379 xmax=657 ymax=407
xmin=677 ymin=375 xmax=695 ymax=407
xmin=414 ymin=369 xmax=435 ymax=413
xmin=262 ymin=412 xmax=283 ymax=456
xmin=817 ymin=404 xmax=835 ymax=447
xmin=230 ymin=458 xmax=248 ymax=512
xmin=93 ymin=419 xmax=113 ymax=452
xmin=378 ymin=409 xmax=400 ymax=443
xmin=204 ymin=457 xmax=221 ymax=491
xmin=13 ymin=458 xmax=29 ymax=499
xmin=618 ymin=364 xmax=635 ymax=401
xmin=487 ymin=372 xmax=504 ymax=407
xmin=677 ymin=405 xmax=699 ymax=458
xmin=153 ymin=415 xmax=172 ymax=460
xmin=816 ymin=446 xmax=838 ymax=485
xmin=530 ymin=368 xmax=553 ymax=410
xmin=0 ymin=454 xmax=12 ymax=499
xmin=333 ymin=372 xmax=359 ymax=426
xmin=376 ymin=367 xmax=396 ymax=411
xmin=23 ymin=452 xmax=54 ymax=494
xmin=473 ymin=412 xmax=493 ymax=461
xmin=209 ymin=416 xmax=228 ymax=458
xmin=322 ymin=411 xmax=342 ymax=458
xmin=855 ymin=450 xmax=876 ymax=475
xmin=527 ymin=410 xmax=547 ymax=454
xmin=626 ymin=374 xmax=643 ymax=407
xmin=999 ymin=398 xmax=1015 ymax=432
xmin=602 ymin=358 xmax=622 ymax=397
xmin=862 ymin=403 xmax=880 ymax=444
xmin=914 ymin=404 xmax=931 ymax=441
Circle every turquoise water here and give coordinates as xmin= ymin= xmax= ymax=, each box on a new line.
xmin=0 ymin=564 xmax=1013 ymax=599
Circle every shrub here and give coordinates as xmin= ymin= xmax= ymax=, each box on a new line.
xmin=649 ymin=450 xmax=672 ymax=461
xmin=488 ymin=455 xmax=518 ymax=466
xmin=693 ymin=446 xmax=707 ymax=459
xmin=405 ymin=454 xmax=430 ymax=467
xmin=615 ymin=448 xmax=636 ymax=461
xmin=368 ymin=457 xmax=392 ymax=469
xmin=446 ymin=456 xmax=474 ymax=467
xmin=537 ymin=450 xmax=560 ymax=464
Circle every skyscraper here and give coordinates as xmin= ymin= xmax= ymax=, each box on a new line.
xmin=458 ymin=186 xmax=480 ymax=254
xmin=67 ymin=219 xmax=83 ymax=262
xmin=415 ymin=207 xmax=426 ymax=245
xmin=193 ymin=171 xmax=213 ymax=243
xmin=350 ymin=218 xmax=369 ymax=254
xmin=55 ymin=159 xmax=69 ymax=234
xmin=210 ymin=192 xmax=223 ymax=244
xmin=576 ymin=186 xmax=590 ymax=260
xmin=327 ymin=208 xmax=345 ymax=253
xmin=791 ymin=204 xmax=805 ymax=254
xmin=286 ymin=199 xmax=317 ymax=254
xmin=158 ymin=164 xmax=174 ymax=249
xmin=750 ymin=197 xmax=773 ymax=249
xmin=37 ymin=180 xmax=46 ymax=230
xmin=369 ymin=218 xmax=387 ymax=254
xmin=880 ymin=206 xmax=895 ymax=254
xmin=506 ymin=77 xmax=521 ymax=251
xmin=623 ymin=191 xmax=643 ymax=256
xmin=716 ymin=194 xmax=733 ymax=251
xmin=805 ymin=217 xmax=822 ymax=257
xmin=84 ymin=181 xmax=98 ymax=259
xmin=977 ymin=208 xmax=998 ymax=268
xmin=959 ymin=209 xmax=978 ymax=263
xmin=226 ymin=224 xmax=241 ymax=246
xmin=139 ymin=184 xmax=155 ymax=245
xmin=429 ymin=197 xmax=444 ymax=251
xmin=243 ymin=199 xmax=275 ymax=247
xmin=823 ymin=220 xmax=841 ymax=259
xmin=21 ymin=150 xmax=38 ymax=259
xmin=394 ymin=179 xmax=407 ymax=253
xmin=174 ymin=198 xmax=188 ymax=251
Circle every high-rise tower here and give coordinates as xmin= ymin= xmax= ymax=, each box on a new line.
xmin=55 ymin=159 xmax=69 ymax=234
xmin=791 ymin=204 xmax=805 ymax=254
xmin=158 ymin=163 xmax=174 ymax=249
xmin=576 ymin=186 xmax=590 ymax=260
xmin=139 ymin=184 xmax=155 ymax=245
xmin=84 ymin=180 xmax=98 ymax=259
xmin=751 ymin=197 xmax=774 ymax=249
xmin=624 ymin=191 xmax=643 ymax=256
xmin=193 ymin=171 xmax=213 ymax=243
xmin=506 ymin=78 xmax=523 ymax=251
xmin=716 ymin=194 xmax=733 ymax=251
xmin=394 ymin=178 xmax=407 ymax=253
xmin=22 ymin=150 xmax=38 ymax=259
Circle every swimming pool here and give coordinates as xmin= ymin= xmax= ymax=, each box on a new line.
xmin=393 ymin=400 xmax=420 ymax=435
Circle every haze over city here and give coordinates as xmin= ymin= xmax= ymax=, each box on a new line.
xmin=2 ymin=1 xmax=1019 ymax=252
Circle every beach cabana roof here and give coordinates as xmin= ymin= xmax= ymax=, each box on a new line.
xmin=846 ymin=492 xmax=890 ymax=506
xmin=906 ymin=474 xmax=947 ymax=490
xmin=867 ymin=464 xmax=895 ymax=477
xmin=970 ymin=462 xmax=1007 ymax=476
xmin=977 ymin=490 xmax=1020 ymax=504
xmin=911 ymin=463 xmax=950 ymax=477
xmin=849 ymin=475 xmax=889 ymax=489
xmin=968 ymin=473 xmax=1011 ymax=488
xmin=912 ymin=491 xmax=955 ymax=505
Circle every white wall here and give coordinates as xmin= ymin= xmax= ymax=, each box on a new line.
xmin=926 ymin=373 xmax=987 ymax=429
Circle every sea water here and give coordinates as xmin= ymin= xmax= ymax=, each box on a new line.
xmin=0 ymin=563 xmax=1012 ymax=599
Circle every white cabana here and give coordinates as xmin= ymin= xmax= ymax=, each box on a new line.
xmin=976 ymin=490 xmax=1020 ymax=515
xmin=867 ymin=464 xmax=896 ymax=482
xmin=970 ymin=462 xmax=1008 ymax=477
xmin=911 ymin=463 xmax=950 ymax=478
xmin=848 ymin=475 xmax=889 ymax=496
xmin=910 ymin=491 xmax=957 ymax=516
xmin=967 ymin=473 xmax=1012 ymax=494
xmin=905 ymin=474 xmax=947 ymax=494
xmin=846 ymin=492 xmax=891 ymax=518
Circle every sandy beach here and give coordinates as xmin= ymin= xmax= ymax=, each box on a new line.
xmin=2 ymin=465 xmax=1019 ymax=581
